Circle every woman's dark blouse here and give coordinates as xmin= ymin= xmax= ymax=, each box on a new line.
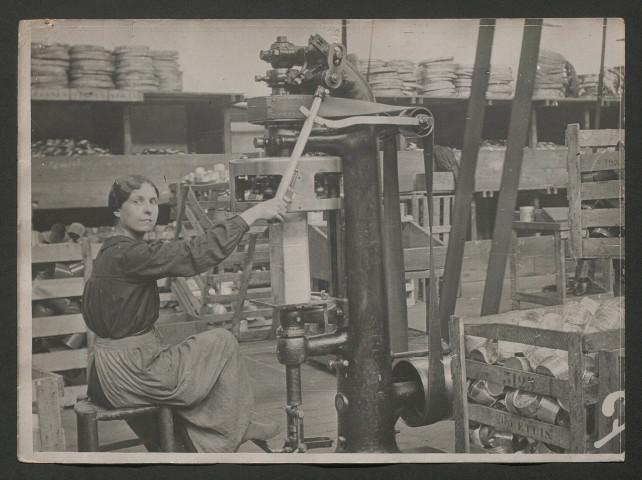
xmin=82 ymin=216 xmax=249 ymax=339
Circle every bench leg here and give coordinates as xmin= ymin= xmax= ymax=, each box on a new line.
xmin=158 ymin=406 xmax=175 ymax=452
xmin=77 ymin=409 xmax=99 ymax=452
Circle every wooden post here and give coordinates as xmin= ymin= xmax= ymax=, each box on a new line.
xmin=566 ymin=124 xmax=582 ymax=260
xmin=509 ymin=229 xmax=520 ymax=311
xmin=567 ymin=332 xmax=588 ymax=453
xmin=554 ymin=232 xmax=567 ymax=304
xmin=439 ymin=19 xmax=495 ymax=341
xmin=122 ymin=105 xmax=132 ymax=155
xmin=230 ymin=233 xmax=258 ymax=339
xmin=449 ymin=316 xmax=470 ymax=453
xmin=33 ymin=372 xmax=65 ymax=451
xmin=222 ymin=105 xmax=232 ymax=154
xmin=481 ymin=18 xmax=543 ymax=316
xmin=529 ymin=108 xmax=538 ymax=148
xmin=596 ymin=349 xmax=624 ymax=453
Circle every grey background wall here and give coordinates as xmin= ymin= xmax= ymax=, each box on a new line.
xmin=29 ymin=18 xmax=625 ymax=99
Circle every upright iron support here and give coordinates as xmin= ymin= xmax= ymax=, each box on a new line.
xmin=382 ymin=134 xmax=409 ymax=353
xmin=481 ymin=18 xmax=543 ymax=316
xmin=439 ymin=18 xmax=495 ymax=342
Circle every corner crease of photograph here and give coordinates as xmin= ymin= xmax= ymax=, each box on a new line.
xmin=17 ymin=18 xmax=625 ymax=464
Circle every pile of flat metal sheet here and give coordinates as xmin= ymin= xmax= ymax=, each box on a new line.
xmin=69 ymin=45 xmax=115 ymax=89
xmin=113 ymin=45 xmax=159 ymax=91
xmin=151 ymin=50 xmax=183 ymax=91
xmin=416 ymin=56 xmax=456 ymax=97
xmin=31 ymin=43 xmax=70 ymax=89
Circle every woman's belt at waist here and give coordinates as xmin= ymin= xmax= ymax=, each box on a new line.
xmin=94 ymin=328 xmax=161 ymax=350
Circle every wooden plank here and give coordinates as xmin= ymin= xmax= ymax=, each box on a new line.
xmin=222 ymin=248 xmax=270 ymax=266
xmin=108 ymin=90 xmax=144 ymax=102
xmin=581 ymin=180 xmax=623 ymax=201
xmin=596 ymin=349 xmax=624 ymax=453
xmin=481 ymin=18 xmax=543 ymax=317
xmin=511 ymin=292 xmax=564 ymax=306
xmin=468 ymin=404 xmax=570 ymax=448
xmin=31 ymin=88 xmax=71 ymax=101
xmin=582 ymin=328 xmax=623 ymax=352
xmin=33 ymin=375 xmax=66 ymax=451
xmin=159 ymin=292 xmax=177 ymax=302
xmin=567 ymin=124 xmax=583 ymax=259
xmin=465 ymin=360 xmax=569 ymax=401
xmin=449 ymin=316 xmax=470 ymax=453
xmin=32 ymin=242 xmax=102 ymax=263
xmin=32 ymin=348 xmax=88 ymax=372
xmin=231 ymin=233 xmax=258 ymax=338
xmin=512 ymin=221 xmax=567 ymax=232
xmin=70 ymin=88 xmax=110 ymax=102
xmin=204 ymin=288 xmax=272 ymax=304
xmin=582 ymin=238 xmax=624 ymax=258
xmin=581 ymin=208 xmax=623 ymax=227
xmin=32 ymin=278 xmax=84 ymax=300
xmin=60 ymin=385 xmax=88 ymax=408
xmin=33 ymin=314 xmax=86 ymax=338
xmin=578 ymin=129 xmax=624 ymax=147
xmin=580 ymin=151 xmax=624 ymax=172
xmin=207 ymin=271 xmax=271 ymax=284
xmin=567 ymin=333 xmax=588 ymax=453
xmin=464 ymin=323 xmax=570 ymax=350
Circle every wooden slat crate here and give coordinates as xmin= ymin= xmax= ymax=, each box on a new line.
xmin=400 ymin=192 xmax=455 ymax=243
xmin=449 ymin=307 xmax=624 ymax=454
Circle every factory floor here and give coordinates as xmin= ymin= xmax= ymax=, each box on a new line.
xmin=59 ymin=279 xmax=523 ymax=454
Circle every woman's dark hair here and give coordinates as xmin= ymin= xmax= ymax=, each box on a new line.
xmin=108 ymin=175 xmax=160 ymax=213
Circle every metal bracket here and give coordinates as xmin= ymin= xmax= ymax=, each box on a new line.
xmin=300 ymin=106 xmax=434 ymax=137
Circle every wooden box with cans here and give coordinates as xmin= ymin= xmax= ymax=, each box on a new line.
xmin=449 ymin=297 xmax=624 ymax=454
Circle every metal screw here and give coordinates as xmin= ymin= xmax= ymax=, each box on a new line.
xmin=330 ymin=73 xmax=340 ymax=82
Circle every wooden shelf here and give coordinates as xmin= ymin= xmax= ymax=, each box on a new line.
xmin=375 ymin=95 xmax=622 ymax=107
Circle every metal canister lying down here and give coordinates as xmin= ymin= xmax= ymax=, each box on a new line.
xmin=467 ymin=379 xmax=505 ymax=406
xmin=391 ymin=355 xmax=453 ymax=427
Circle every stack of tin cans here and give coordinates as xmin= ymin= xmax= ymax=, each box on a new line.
xmin=113 ymin=45 xmax=159 ymax=91
xmin=69 ymin=45 xmax=115 ymax=89
xmin=31 ymin=43 xmax=70 ymax=89
xmin=358 ymin=59 xmax=404 ymax=96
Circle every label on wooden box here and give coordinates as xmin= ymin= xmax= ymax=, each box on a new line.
xmin=32 ymin=88 xmax=71 ymax=101
xmin=69 ymin=88 xmax=111 ymax=101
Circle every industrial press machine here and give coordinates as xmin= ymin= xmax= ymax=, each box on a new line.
xmin=229 ymin=34 xmax=452 ymax=453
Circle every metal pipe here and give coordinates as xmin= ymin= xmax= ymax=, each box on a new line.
xmin=305 ymin=329 xmax=349 ymax=357
xmin=286 ymin=365 xmax=303 ymax=406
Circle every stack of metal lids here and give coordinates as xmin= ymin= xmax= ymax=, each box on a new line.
xmin=453 ymin=64 xmax=473 ymax=97
xmin=416 ymin=56 xmax=456 ymax=97
xmin=69 ymin=45 xmax=115 ymax=89
xmin=534 ymin=50 xmax=567 ymax=98
xmin=387 ymin=59 xmax=420 ymax=96
xmin=31 ymin=43 xmax=70 ymax=89
xmin=487 ymin=64 xmax=514 ymax=97
xmin=113 ymin=45 xmax=158 ymax=91
xmin=151 ymin=50 xmax=183 ymax=91
xmin=358 ymin=59 xmax=403 ymax=96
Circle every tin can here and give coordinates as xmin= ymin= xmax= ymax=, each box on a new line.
xmin=504 ymin=356 xmax=533 ymax=372
xmin=536 ymin=355 xmax=569 ymax=380
xmin=536 ymin=396 xmax=561 ymax=425
xmin=468 ymin=379 xmax=498 ymax=406
xmin=586 ymin=299 xmax=625 ymax=332
xmin=512 ymin=390 xmax=541 ymax=418
xmin=469 ymin=426 xmax=484 ymax=448
xmin=519 ymin=206 xmax=535 ymax=222
xmin=556 ymin=408 xmax=570 ymax=428
xmin=504 ymin=390 xmax=521 ymax=415
xmin=469 ymin=346 xmax=499 ymax=364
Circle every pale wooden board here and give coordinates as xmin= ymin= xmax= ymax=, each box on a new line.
xmin=578 ymin=129 xmax=624 ymax=147
xmin=579 ymin=151 xmax=624 ymax=172
xmin=581 ymin=208 xmax=623 ymax=228
xmin=32 ymin=242 xmax=102 ymax=263
xmin=581 ymin=237 xmax=624 ymax=258
xmin=32 ymin=348 xmax=88 ymax=372
xmin=32 ymin=278 xmax=84 ymax=300
xmin=581 ymin=180 xmax=623 ymax=200
xmin=32 ymin=314 xmax=87 ymax=338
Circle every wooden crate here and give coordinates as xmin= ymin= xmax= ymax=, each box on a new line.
xmin=449 ymin=308 xmax=624 ymax=454
xmin=400 ymin=192 xmax=455 ymax=243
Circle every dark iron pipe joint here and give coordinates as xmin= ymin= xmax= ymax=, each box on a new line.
xmin=305 ymin=329 xmax=350 ymax=357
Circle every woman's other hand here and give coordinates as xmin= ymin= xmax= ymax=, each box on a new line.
xmin=240 ymin=197 xmax=289 ymax=226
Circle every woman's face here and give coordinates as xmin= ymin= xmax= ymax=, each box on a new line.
xmin=115 ymin=182 xmax=159 ymax=238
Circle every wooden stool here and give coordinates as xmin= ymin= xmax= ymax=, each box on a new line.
xmin=74 ymin=397 xmax=175 ymax=452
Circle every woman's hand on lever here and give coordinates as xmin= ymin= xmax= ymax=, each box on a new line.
xmin=240 ymin=197 xmax=289 ymax=226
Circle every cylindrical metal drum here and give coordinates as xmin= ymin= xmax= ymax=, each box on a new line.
xmin=391 ymin=355 xmax=453 ymax=427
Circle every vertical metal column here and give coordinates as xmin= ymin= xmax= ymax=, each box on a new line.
xmin=481 ymin=18 xmax=543 ymax=316
xmin=382 ymin=135 xmax=409 ymax=353
xmin=336 ymin=128 xmax=399 ymax=452
xmin=439 ymin=19 xmax=495 ymax=342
